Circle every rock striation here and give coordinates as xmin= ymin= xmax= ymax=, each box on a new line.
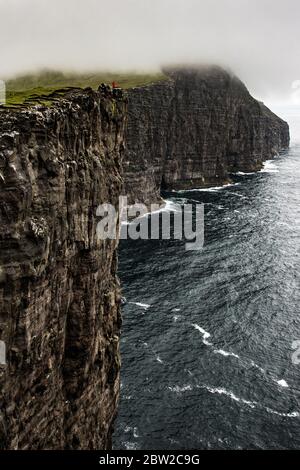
xmin=0 ymin=88 xmax=127 ymax=449
xmin=124 ymin=66 xmax=290 ymax=204
xmin=0 ymin=66 xmax=290 ymax=450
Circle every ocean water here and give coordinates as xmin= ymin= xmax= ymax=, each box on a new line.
xmin=114 ymin=106 xmax=300 ymax=450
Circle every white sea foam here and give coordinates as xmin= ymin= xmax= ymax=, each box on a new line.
xmin=123 ymin=395 xmax=132 ymax=400
xmin=191 ymin=323 xmax=211 ymax=339
xmin=198 ymin=184 xmax=238 ymax=192
xmin=138 ymin=199 xmax=181 ymax=218
xmin=156 ymin=355 xmax=163 ymax=363
xmin=191 ymin=324 xmax=241 ymax=354
xmin=191 ymin=324 xmax=213 ymax=346
xmin=123 ymin=441 xmax=138 ymax=450
xmin=121 ymin=199 xmax=180 ymax=226
xmin=260 ymin=160 xmax=279 ymax=173
xmin=213 ymin=349 xmax=240 ymax=359
xmin=176 ymin=182 xmax=240 ymax=193
xmin=168 ymin=382 xmax=299 ymax=418
xmin=250 ymin=360 xmax=266 ymax=374
xmin=191 ymin=324 xmax=290 ymax=398
xmin=152 ymin=199 xmax=182 ymax=214
xmin=203 ymin=338 xmax=213 ymax=346
xmin=199 ymin=384 xmax=299 ymax=417
xmin=129 ymin=301 xmax=150 ymax=309
xmin=234 ymin=171 xmax=256 ymax=175
xmin=198 ymin=384 xmax=257 ymax=408
xmin=226 ymin=191 xmax=245 ymax=198
xmin=265 ymin=408 xmax=299 ymax=418
xmin=277 ymin=379 xmax=289 ymax=388
xmin=168 ymin=385 xmax=193 ymax=393
xmin=124 ymin=426 xmax=139 ymax=438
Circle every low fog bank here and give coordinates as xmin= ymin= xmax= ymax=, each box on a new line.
xmin=1 ymin=0 xmax=299 ymax=104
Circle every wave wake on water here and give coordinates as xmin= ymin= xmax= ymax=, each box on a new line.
xmin=168 ymin=383 xmax=299 ymax=419
xmin=191 ymin=323 xmax=290 ymax=389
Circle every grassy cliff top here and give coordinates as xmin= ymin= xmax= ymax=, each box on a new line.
xmin=5 ymin=70 xmax=167 ymax=106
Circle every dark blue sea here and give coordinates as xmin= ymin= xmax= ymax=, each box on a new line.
xmin=114 ymin=106 xmax=300 ymax=450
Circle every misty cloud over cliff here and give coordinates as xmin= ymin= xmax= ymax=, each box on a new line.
xmin=0 ymin=0 xmax=299 ymax=103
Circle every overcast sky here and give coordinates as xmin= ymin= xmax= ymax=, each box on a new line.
xmin=0 ymin=0 xmax=299 ymax=103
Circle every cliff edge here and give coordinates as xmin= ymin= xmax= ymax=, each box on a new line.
xmin=0 ymin=88 xmax=127 ymax=449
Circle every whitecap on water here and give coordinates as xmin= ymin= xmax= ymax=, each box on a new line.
xmin=124 ymin=426 xmax=139 ymax=438
xmin=191 ymin=323 xmax=213 ymax=345
xmin=121 ymin=199 xmax=181 ymax=227
xmin=129 ymin=301 xmax=150 ymax=310
xmin=176 ymin=182 xmax=240 ymax=193
xmin=191 ymin=323 xmax=211 ymax=339
xmin=198 ymin=384 xmax=299 ymax=417
xmin=197 ymin=183 xmax=240 ymax=192
xmin=213 ymin=349 xmax=240 ymax=359
xmin=277 ymin=379 xmax=289 ymax=388
xmin=191 ymin=325 xmax=291 ymax=396
xmin=123 ymin=441 xmax=138 ymax=450
xmin=198 ymin=385 xmax=257 ymax=409
xmin=168 ymin=381 xmax=299 ymax=418
xmin=265 ymin=408 xmax=299 ymax=418
xmin=168 ymin=385 xmax=193 ymax=393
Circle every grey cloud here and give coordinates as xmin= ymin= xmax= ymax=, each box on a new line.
xmin=0 ymin=0 xmax=299 ymax=103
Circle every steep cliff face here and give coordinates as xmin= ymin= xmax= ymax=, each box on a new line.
xmin=0 ymin=88 xmax=127 ymax=449
xmin=0 ymin=66 xmax=291 ymax=450
xmin=124 ymin=66 xmax=290 ymax=203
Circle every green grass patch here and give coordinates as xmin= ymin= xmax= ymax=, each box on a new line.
xmin=4 ymin=70 xmax=167 ymax=106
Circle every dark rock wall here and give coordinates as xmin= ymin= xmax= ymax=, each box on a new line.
xmin=0 ymin=89 xmax=127 ymax=449
xmin=0 ymin=66 xmax=290 ymax=450
xmin=124 ymin=66 xmax=290 ymax=203
xmin=123 ymin=81 xmax=174 ymax=205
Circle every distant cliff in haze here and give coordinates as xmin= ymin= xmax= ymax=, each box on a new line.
xmin=124 ymin=66 xmax=289 ymax=204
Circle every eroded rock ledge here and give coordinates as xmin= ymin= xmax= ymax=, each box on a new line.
xmin=124 ymin=66 xmax=290 ymax=204
xmin=0 ymin=88 xmax=127 ymax=449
